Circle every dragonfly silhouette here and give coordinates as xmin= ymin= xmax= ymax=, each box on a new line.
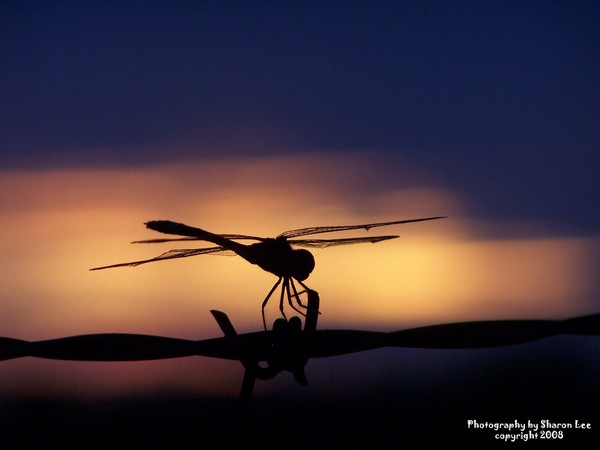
xmin=91 ymin=217 xmax=445 ymax=327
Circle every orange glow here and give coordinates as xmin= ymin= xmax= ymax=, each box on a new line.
xmin=312 ymin=235 xmax=598 ymax=328
xmin=1 ymin=153 xmax=598 ymax=396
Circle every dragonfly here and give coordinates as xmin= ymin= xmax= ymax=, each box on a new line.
xmin=91 ymin=216 xmax=446 ymax=328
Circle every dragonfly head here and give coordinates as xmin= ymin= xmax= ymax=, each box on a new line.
xmin=291 ymin=249 xmax=315 ymax=281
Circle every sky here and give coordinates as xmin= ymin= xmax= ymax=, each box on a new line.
xmin=0 ymin=1 xmax=599 ymax=445
xmin=1 ymin=0 xmax=598 ymax=232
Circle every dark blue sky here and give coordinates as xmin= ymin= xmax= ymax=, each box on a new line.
xmin=2 ymin=0 xmax=599 ymax=233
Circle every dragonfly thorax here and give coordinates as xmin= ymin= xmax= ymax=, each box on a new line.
xmin=246 ymin=237 xmax=315 ymax=281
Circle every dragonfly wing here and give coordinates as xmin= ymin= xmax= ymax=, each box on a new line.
xmin=278 ymin=216 xmax=446 ymax=239
xmin=221 ymin=234 xmax=266 ymax=241
xmin=290 ymin=235 xmax=399 ymax=249
xmin=90 ymin=246 xmax=234 ymax=270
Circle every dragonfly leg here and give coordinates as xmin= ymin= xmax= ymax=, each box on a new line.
xmin=278 ymin=279 xmax=288 ymax=321
xmin=262 ymin=277 xmax=283 ymax=330
xmin=295 ymin=279 xmax=321 ymax=316
xmin=285 ymin=278 xmax=306 ymax=317
xmin=289 ymin=279 xmax=308 ymax=310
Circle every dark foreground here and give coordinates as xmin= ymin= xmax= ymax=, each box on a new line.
xmin=1 ymin=337 xmax=598 ymax=449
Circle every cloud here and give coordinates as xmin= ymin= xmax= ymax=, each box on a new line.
xmin=0 ymin=153 xmax=598 ymax=396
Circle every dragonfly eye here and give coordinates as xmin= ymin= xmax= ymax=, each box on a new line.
xmin=291 ymin=249 xmax=315 ymax=281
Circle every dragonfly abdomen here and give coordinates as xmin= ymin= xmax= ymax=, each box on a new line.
xmin=146 ymin=220 xmax=248 ymax=254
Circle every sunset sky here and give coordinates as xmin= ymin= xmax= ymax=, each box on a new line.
xmin=1 ymin=0 xmax=599 ymax=411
